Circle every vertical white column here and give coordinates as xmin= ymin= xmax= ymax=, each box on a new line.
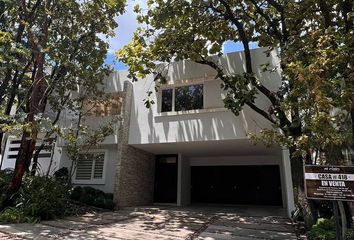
xmin=282 ymin=148 xmax=295 ymax=217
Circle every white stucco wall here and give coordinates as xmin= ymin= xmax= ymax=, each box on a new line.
xmin=58 ymin=145 xmax=118 ymax=193
xmin=103 ymin=71 xmax=127 ymax=93
xmin=127 ymin=48 xmax=281 ymax=145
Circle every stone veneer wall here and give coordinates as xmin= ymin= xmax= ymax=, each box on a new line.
xmin=114 ymin=81 xmax=155 ymax=207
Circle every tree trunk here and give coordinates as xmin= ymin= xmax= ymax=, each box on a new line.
xmin=0 ymin=132 xmax=36 ymax=209
xmin=0 ymin=0 xmax=51 ymax=210
xmin=0 ymin=133 xmax=4 ymax=169
xmin=30 ymin=144 xmax=44 ymax=176
xmin=289 ymin=147 xmax=315 ymax=228
xmin=46 ymin=137 xmax=57 ymax=177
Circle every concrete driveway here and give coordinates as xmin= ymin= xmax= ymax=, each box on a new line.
xmin=0 ymin=206 xmax=300 ymax=240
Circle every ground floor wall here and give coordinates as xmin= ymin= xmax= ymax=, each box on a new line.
xmin=58 ymin=141 xmax=294 ymax=217
xmin=113 ymin=145 xmax=155 ymax=207
xmin=59 ymin=145 xmax=118 ymax=193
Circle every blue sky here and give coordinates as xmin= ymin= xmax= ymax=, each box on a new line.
xmin=104 ymin=1 xmax=259 ymax=70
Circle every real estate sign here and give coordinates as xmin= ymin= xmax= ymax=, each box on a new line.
xmin=304 ymin=165 xmax=354 ymax=201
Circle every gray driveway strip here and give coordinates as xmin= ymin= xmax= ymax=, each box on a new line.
xmin=0 ymin=206 xmax=299 ymax=240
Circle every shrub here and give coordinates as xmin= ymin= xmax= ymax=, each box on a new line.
xmin=310 ymin=218 xmax=336 ymax=240
xmin=70 ymin=186 xmax=114 ymax=210
xmin=0 ymin=169 xmax=13 ymax=192
xmin=54 ymin=167 xmax=69 ymax=183
xmin=103 ymin=198 xmax=115 ymax=209
xmin=70 ymin=186 xmax=83 ymax=201
xmin=94 ymin=197 xmax=106 ymax=208
xmin=17 ymin=176 xmax=70 ymax=220
xmin=0 ymin=207 xmax=36 ymax=223
xmin=0 ymin=173 xmax=71 ymax=223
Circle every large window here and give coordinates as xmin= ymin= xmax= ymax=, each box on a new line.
xmin=175 ymin=84 xmax=203 ymax=111
xmin=75 ymin=152 xmax=105 ymax=183
xmin=160 ymin=84 xmax=203 ymax=112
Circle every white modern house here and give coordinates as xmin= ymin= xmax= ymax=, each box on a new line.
xmin=1 ymin=47 xmax=295 ymax=217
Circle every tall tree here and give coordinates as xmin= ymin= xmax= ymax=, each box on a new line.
xmin=0 ymin=0 xmax=125 ymax=209
xmin=117 ymin=0 xmax=353 ymax=227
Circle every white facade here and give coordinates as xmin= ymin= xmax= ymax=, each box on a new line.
xmin=126 ymin=47 xmax=294 ymax=216
xmin=1 ymin=48 xmax=295 ymax=216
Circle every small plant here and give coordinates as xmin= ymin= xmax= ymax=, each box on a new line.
xmin=310 ymin=218 xmax=336 ymax=240
xmin=0 ymin=207 xmax=37 ymax=223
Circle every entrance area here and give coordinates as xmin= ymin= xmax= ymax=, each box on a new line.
xmin=134 ymin=141 xmax=294 ymax=216
xmin=154 ymin=155 xmax=178 ymax=203
xmin=191 ymin=165 xmax=282 ymax=206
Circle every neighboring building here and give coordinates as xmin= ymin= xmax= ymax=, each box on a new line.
xmin=1 ymin=48 xmax=295 ymax=217
xmin=1 ymin=136 xmax=61 ymax=175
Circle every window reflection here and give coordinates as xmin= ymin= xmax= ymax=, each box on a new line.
xmin=175 ymin=84 xmax=203 ymax=111
xmin=161 ymin=89 xmax=173 ymax=112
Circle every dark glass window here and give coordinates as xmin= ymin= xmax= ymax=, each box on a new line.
xmin=175 ymin=84 xmax=203 ymax=111
xmin=161 ymin=89 xmax=173 ymax=112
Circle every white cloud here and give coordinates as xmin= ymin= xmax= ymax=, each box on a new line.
xmin=103 ymin=0 xmax=147 ymax=53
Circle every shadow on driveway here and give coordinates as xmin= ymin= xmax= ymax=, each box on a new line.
xmin=0 ymin=206 xmax=298 ymax=240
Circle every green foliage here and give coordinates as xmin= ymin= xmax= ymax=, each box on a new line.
xmin=70 ymin=186 xmax=114 ymax=210
xmin=54 ymin=167 xmax=69 ymax=183
xmin=1 ymin=0 xmax=126 ymax=135
xmin=310 ymin=218 xmax=336 ymax=240
xmin=16 ymin=176 xmax=70 ymax=220
xmin=0 ymin=0 xmax=126 ymax=207
xmin=0 ymin=171 xmax=71 ymax=222
xmin=117 ymin=0 xmax=354 ymax=164
xmin=0 ymin=207 xmax=36 ymax=223
xmin=345 ymin=228 xmax=354 ymax=240
xmin=0 ymin=170 xmax=12 ymax=193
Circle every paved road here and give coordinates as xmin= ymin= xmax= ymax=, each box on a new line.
xmin=0 ymin=206 xmax=300 ymax=239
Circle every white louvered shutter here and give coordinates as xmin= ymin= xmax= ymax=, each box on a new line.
xmin=76 ymin=154 xmax=94 ymax=180
xmin=93 ymin=153 xmax=104 ymax=179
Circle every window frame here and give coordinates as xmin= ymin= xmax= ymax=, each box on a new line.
xmin=159 ymin=82 xmax=205 ymax=113
xmin=72 ymin=149 xmax=108 ymax=185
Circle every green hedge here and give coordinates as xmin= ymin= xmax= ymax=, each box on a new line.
xmin=70 ymin=186 xmax=114 ymax=210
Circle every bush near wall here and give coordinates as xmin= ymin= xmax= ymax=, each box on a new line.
xmin=70 ymin=186 xmax=114 ymax=210
xmin=0 ymin=170 xmax=71 ymax=223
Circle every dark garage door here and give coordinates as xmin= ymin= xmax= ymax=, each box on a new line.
xmin=191 ymin=165 xmax=282 ymax=206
